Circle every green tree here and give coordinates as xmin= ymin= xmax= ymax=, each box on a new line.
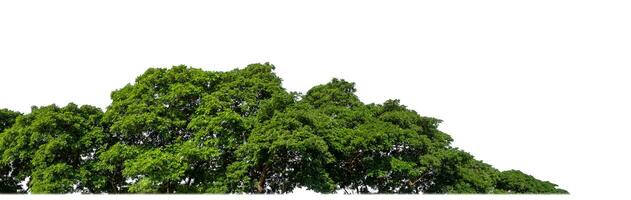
xmin=227 ymin=102 xmax=337 ymax=193
xmin=0 ymin=108 xmax=23 ymax=193
xmin=0 ymin=63 xmax=568 ymax=194
xmin=0 ymin=104 xmax=104 ymax=193
xmin=422 ymin=149 xmax=499 ymax=193
xmin=84 ymin=142 xmax=141 ymax=193
xmin=187 ymin=63 xmax=294 ymax=193
xmin=495 ymin=170 xmax=568 ymax=194
xmin=99 ymin=63 xmax=297 ymax=193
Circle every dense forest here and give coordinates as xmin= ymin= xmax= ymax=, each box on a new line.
xmin=0 ymin=63 xmax=567 ymax=194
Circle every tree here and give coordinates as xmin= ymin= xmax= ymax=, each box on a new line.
xmin=0 ymin=109 xmax=22 ymax=193
xmin=0 ymin=63 xmax=568 ymax=194
xmin=227 ymin=102 xmax=337 ymax=193
xmin=0 ymin=104 xmax=104 ymax=193
xmin=495 ymin=170 xmax=568 ymax=194
xmin=100 ymin=65 xmax=221 ymax=193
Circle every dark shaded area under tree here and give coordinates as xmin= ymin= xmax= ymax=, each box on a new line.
xmin=0 ymin=63 xmax=567 ymax=194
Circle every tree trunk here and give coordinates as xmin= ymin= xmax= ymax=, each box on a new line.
xmin=256 ymin=164 xmax=268 ymax=193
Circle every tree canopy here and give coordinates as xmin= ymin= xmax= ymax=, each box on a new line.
xmin=0 ymin=63 xmax=567 ymax=194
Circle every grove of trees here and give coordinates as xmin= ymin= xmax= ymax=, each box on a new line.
xmin=0 ymin=63 xmax=567 ymax=194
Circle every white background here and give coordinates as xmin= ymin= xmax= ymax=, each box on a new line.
xmin=1 ymin=0 xmax=630 ymax=198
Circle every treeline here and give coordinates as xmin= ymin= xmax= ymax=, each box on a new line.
xmin=0 ymin=63 xmax=567 ymax=194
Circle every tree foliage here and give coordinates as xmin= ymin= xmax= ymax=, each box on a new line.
xmin=0 ymin=63 xmax=567 ymax=194
xmin=0 ymin=104 xmax=103 ymax=193
xmin=0 ymin=109 xmax=22 ymax=193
